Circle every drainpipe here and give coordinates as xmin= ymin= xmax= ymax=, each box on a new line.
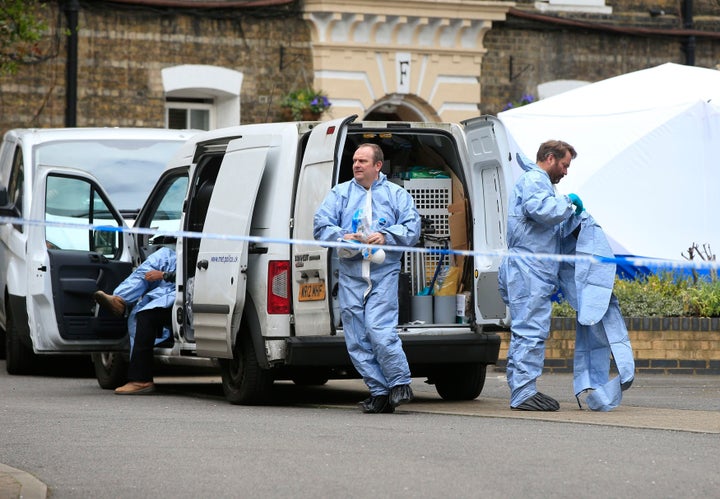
xmin=64 ymin=0 xmax=79 ymax=127
xmin=682 ymin=0 xmax=695 ymax=66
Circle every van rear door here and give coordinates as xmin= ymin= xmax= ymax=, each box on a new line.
xmin=461 ymin=117 xmax=510 ymax=325
xmin=29 ymin=166 xmax=132 ymax=352
xmin=291 ymin=116 xmax=355 ymax=336
xmin=192 ymin=134 xmax=271 ymax=358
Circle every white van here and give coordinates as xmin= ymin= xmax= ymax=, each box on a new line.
xmin=3 ymin=117 xmax=512 ymax=404
xmin=0 ymin=127 xmax=197 ymax=373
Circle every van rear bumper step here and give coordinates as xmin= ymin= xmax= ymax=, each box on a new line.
xmin=284 ymin=333 xmax=501 ymax=366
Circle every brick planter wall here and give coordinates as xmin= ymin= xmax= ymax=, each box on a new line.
xmin=494 ymin=318 xmax=720 ymax=375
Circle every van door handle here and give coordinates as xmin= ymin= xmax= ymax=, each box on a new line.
xmin=89 ymin=253 xmax=108 ymax=264
xmin=197 ymin=259 xmax=208 ymax=270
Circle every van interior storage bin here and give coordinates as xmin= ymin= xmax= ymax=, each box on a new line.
xmin=401 ymin=178 xmax=452 ymax=295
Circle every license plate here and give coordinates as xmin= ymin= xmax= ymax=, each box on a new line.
xmin=298 ymin=282 xmax=326 ymax=301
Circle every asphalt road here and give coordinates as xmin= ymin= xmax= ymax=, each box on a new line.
xmin=1 ymin=361 xmax=719 ymax=498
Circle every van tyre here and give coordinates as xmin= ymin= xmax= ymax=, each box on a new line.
xmin=92 ymin=352 xmax=128 ymax=389
xmin=219 ymin=332 xmax=273 ymax=405
xmin=5 ymin=306 xmax=35 ymax=375
xmin=432 ymin=363 xmax=487 ymax=401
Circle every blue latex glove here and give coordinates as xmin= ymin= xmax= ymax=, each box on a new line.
xmin=567 ymin=193 xmax=584 ymax=215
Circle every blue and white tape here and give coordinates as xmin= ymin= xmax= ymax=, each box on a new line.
xmin=1 ymin=215 xmax=718 ymax=272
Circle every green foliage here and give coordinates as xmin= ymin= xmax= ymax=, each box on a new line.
xmin=683 ymin=279 xmax=720 ymax=317
xmin=0 ymin=0 xmax=48 ymax=75
xmin=552 ymin=272 xmax=720 ymax=318
xmin=279 ymin=88 xmax=332 ymax=120
xmin=613 ymin=273 xmax=686 ymax=317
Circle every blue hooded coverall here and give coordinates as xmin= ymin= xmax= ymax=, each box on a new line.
xmin=498 ymin=162 xmax=577 ymax=408
xmin=314 ymin=172 xmax=421 ymax=396
xmin=559 ymin=214 xmax=635 ymax=411
xmin=113 ymin=246 xmax=176 ymax=351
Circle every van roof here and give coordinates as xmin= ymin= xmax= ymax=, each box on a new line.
xmin=4 ymin=127 xmax=197 ymax=146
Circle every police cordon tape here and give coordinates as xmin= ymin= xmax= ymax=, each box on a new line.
xmin=2 ymin=215 xmax=718 ymax=272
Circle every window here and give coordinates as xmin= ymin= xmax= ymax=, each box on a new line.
xmin=134 ymin=172 xmax=188 ymax=258
xmin=161 ymin=65 xmax=243 ymax=129
xmin=147 ymin=174 xmax=188 ymax=234
xmin=165 ymin=98 xmax=213 ymax=131
xmin=36 ymin=139 xmax=185 ymax=214
xmin=535 ymin=0 xmax=611 ymax=14
xmin=45 ymin=175 xmax=121 ymax=256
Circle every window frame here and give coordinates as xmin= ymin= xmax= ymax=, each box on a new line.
xmin=165 ymin=101 xmax=215 ymax=131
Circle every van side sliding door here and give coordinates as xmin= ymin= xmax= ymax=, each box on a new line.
xmin=192 ymin=135 xmax=271 ymax=358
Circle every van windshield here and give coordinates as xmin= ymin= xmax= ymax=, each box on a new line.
xmin=34 ymin=139 xmax=184 ymax=214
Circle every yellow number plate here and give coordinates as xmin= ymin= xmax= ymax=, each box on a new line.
xmin=298 ymin=282 xmax=326 ymax=302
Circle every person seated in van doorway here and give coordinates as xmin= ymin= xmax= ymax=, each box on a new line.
xmin=314 ymin=143 xmax=421 ymax=413
xmin=93 ymin=239 xmax=176 ymax=395
xmin=498 ymin=140 xmax=582 ymax=411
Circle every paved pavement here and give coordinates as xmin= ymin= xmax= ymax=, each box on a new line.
xmin=0 ymin=463 xmax=46 ymax=499
xmin=1 ymin=370 xmax=718 ymax=498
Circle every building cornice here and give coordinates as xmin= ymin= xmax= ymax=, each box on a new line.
xmin=303 ymin=0 xmax=513 ymax=49
xmin=303 ymin=0 xmax=512 ymax=21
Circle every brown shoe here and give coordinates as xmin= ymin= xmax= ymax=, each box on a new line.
xmin=93 ymin=291 xmax=126 ymax=316
xmin=114 ymin=381 xmax=155 ymax=395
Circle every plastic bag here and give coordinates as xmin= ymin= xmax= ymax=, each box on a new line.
xmin=434 ymin=265 xmax=460 ymax=296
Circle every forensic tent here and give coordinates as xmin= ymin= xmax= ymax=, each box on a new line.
xmin=498 ymin=63 xmax=720 ymax=263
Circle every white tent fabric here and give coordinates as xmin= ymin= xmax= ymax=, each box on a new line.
xmin=498 ymin=63 xmax=720 ymax=262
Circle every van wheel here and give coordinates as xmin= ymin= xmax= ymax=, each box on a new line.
xmin=433 ymin=363 xmax=487 ymax=401
xmin=5 ymin=306 xmax=35 ymax=375
xmin=219 ymin=333 xmax=273 ymax=405
xmin=92 ymin=352 xmax=128 ymax=389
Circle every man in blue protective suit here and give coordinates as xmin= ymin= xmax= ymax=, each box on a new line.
xmin=93 ymin=242 xmax=176 ymax=395
xmin=498 ymin=140 xmax=583 ymax=411
xmin=314 ymin=143 xmax=421 ymax=413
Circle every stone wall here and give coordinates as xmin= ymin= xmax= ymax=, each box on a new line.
xmin=4 ymin=1 xmax=719 ymax=134
xmin=0 ymin=2 xmax=312 ymax=134
xmin=494 ymin=317 xmax=720 ymax=375
xmin=481 ymin=0 xmax=720 ymax=114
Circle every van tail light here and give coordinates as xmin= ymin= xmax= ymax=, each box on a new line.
xmin=267 ymin=260 xmax=291 ymax=314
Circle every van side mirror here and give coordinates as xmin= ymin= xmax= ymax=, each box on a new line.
xmin=93 ymin=227 xmax=119 ymax=256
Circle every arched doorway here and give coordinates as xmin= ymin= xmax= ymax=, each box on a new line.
xmin=364 ymin=94 xmax=436 ymax=122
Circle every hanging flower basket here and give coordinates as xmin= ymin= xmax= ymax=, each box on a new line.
xmin=281 ymin=107 xmax=320 ymax=121
xmin=279 ymin=88 xmax=331 ymax=121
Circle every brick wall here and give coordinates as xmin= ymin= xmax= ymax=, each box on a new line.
xmin=481 ymin=0 xmax=720 ymax=115
xmin=0 ymin=2 xmax=312 ymax=134
xmin=3 ymin=1 xmax=719 ymax=133
xmin=494 ymin=317 xmax=720 ymax=375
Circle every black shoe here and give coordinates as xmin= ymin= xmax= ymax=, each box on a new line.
xmin=389 ymin=384 xmax=414 ymax=408
xmin=155 ymin=337 xmax=175 ymax=349
xmin=360 ymin=395 xmax=394 ymax=414
xmin=511 ymin=392 xmax=560 ymax=411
